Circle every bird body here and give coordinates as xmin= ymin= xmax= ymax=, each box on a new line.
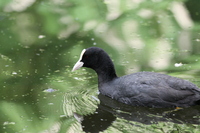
xmin=72 ymin=47 xmax=200 ymax=108
xmin=100 ymin=72 xmax=200 ymax=108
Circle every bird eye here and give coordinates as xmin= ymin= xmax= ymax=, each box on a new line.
xmin=84 ymin=55 xmax=88 ymax=58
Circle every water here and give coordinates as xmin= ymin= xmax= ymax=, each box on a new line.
xmin=1 ymin=0 xmax=200 ymax=132
xmin=1 ymin=49 xmax=200 ymax=133
xmin=0 ymin=44 xmax=200 ymax=133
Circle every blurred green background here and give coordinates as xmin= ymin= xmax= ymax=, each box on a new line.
xmin=0 ymin=0 xmax=200 ymax=132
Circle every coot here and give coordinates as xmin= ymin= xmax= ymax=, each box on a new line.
xmin=72 ymin=47 xmax=200 ymax=108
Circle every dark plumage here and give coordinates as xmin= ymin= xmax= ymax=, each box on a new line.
xmin=72 ymin=47 xmax=200 ymax=108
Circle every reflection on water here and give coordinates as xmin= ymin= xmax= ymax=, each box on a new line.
xmin=63 ymin=86 xmax=200 ymax=133
xmin=62 ymin=85 xmax=99 ymax=132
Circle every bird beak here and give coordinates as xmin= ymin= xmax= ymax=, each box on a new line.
xmin=72 ymin=61 xmax=84 ymax=72
xmin=72 ymin=49 xmax=86 ymax=72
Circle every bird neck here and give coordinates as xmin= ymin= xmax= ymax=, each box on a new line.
xmin=94 ymin=64 xmax=117 ymax=85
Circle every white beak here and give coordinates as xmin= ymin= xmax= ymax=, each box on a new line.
xmin=72 ymin=61 xmax=84 ymax=72
xmin=72 ymin=49 xmax=86 ymax=72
